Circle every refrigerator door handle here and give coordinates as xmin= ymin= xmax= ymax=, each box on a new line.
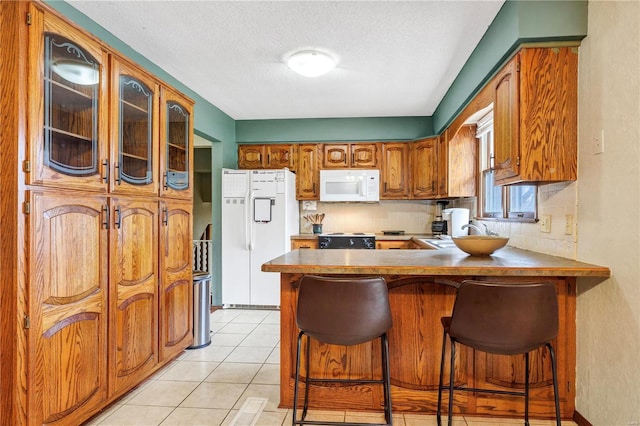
xmin=247 ymin=195 xmax=254 ymax=251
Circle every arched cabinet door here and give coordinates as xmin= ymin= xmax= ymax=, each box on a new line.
xmin=159 ymin=87 xmax=193 ymax=199
xmin=28 ymin=6 xmax=109 ymax=192
xmin=28 ymin=191 xmax=109 ymax=424
xmin=110 ymin=56 xmax=160 ymax=196
xmin=159 ymin=199 xmax=193 ymax=361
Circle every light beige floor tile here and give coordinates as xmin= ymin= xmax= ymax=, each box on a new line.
xmin=252 ymin=364 xmax=280 ymax=385
xmin=221 ymin=409 xmax=239 ymax=426
xmin=180 ymin=382 xmax=248 ymax=409
xmin=254 ymin=408 xmax=287 ymax=426
xmin=231 ymin=311 xmax=271 ymax=324
xmin=239 ymin=332 xmax=280 ymax=348
xmin=211 ymin=322 xmax=227 ymax=333
xmin=253 ymin=323 xmax=281 ymax=335
xmin=234 ymin=384 xmax=281 ymax=412
xmin=265 ymin=347 xmax=280 ymax=364
xmin=211 ymin=333 xmax=247 ymax=346
xmin=205 ymin=362 xmax=262 ymax=384
xmin=95 ymin=404 xmax=174 ymax=426
xmin=529 ymin=420 xmax=574 ymax=426
xmin=157 ymin=360 xmax=220 ymax=382
xmin=211 ymin=310 xmax=242 ymax=323
xmin=345 ymin=410 xmax=396 ymax=424
xmin=159 ymin=407 xmax=229 ymax=426
xmin=127 ymin=380 xmax=199 ymax=407
xmin=226 ymin=346 xmax=273 ymax=363
xmin=262 ymin=311 xmax=281 ymax=325
xmin=83 ymin=402 xmax=124 ymax=425
xmin=181 ymin=344 xmax=235 ymax=362
xmin=219 ymin=322 xmax=259 ymax=334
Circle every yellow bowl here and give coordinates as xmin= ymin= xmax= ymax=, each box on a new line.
xmin=452 ymin=235 xmax=509 ymax=256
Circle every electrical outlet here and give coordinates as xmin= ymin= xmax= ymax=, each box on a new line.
xmin=564 ymin=215 xmax=574 ymax=235
xmin=593 ymin=129 xmax=605 ymax=155
xmin=540 ymin=215 xmax=551 ymax=233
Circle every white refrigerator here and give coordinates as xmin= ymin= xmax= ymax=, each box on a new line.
xmin=221 ymin=168 xmax=299 ymax=306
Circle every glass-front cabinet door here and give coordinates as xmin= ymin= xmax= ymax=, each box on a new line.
xmin=110 ymin=57 xmax=159 ymax=195
xmin=160 ymin=87 xmax=193 ymax=198
xmin=28 ymin=8 xmax=108 ymax=191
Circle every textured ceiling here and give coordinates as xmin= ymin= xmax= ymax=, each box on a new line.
xmin=67 ymin=1 xmax=505 ymax=120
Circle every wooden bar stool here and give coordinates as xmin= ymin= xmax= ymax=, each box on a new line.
xmin=293 ymin=275 xmax=393 ymax=426
xmin=437 ymin=280 xmax=561 ymax=426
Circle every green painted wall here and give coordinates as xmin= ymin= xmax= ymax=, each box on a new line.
xmin=236 ymin=116 xmax=433 ymax=143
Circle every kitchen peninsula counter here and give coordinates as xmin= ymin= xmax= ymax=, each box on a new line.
xmin=263 ymin=248 xmax=609 ymax=420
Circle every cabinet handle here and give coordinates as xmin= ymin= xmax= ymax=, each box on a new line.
xmin=102 ymin=160 xmax=109 ymax=184
xmin=114 ymin=206 xmax=122 ymax=229
xmin=384 ymin=182 xmax=387 ymax=192
xmin=102 ymin=204 xmax=109 ymax=229
xmin=351 ymin=153 xmax=354 ymax=164
xmin=162 ymin=207 xmax=169 ymax=226
xmin=267 ymin=154 xmax=270 ymax=164
xmin=312 ymin=182 xmax=316 ymax=193
xmin=163 ymin=172 xmax=168 ymax=190
xmin=115 ymin=163 xmax=121 ymax=185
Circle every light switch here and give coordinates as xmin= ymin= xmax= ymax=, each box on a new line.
xmin=540 ymin=215 xmax=551 ymax=233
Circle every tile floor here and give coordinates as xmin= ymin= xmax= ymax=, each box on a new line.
xmin=85 ymin=309 xmax=575 ymax=426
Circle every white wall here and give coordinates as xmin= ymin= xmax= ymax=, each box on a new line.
xmin=575 ymin=1 xmax=640 ymax=424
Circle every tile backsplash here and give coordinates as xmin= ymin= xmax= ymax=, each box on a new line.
xmin=299 ymin=181 xmax=577 ymax=260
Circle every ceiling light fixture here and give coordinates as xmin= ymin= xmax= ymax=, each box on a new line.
xmin=287 ymin=50 xmax=336 ymax=78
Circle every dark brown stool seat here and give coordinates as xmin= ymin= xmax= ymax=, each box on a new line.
xmin=293 ymin=275 xmax=393 ymax=426
xmin=437 ymin=280 xmax=561 ymax=426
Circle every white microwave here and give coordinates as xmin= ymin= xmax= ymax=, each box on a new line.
xmin=319 ymin=169 xmax=380 ymax=202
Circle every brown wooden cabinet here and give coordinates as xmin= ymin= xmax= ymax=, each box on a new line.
xmin=322 ymin=143 xmax=378 ymax=168
xmin=291 ymin=238 xmax=318 ymax=250
xmin=237 ymin=144 xmax=295 ymax=170
xmin=110 ymin=56 xmax=160 ymax=196
xmin=295 ymin=144 xmax=320 ymax=200
xmin=159 ymin=199 xmax=193 ymax=362
xmin=380 ymin=142 xmax=411 ymax=199
xmin=160 ymin=87 xmax=194 ymax=198
xmin=28 ymin=191 xmax=109 ymax=425
xmin=27 ymin=6 xmax=109 ymax=193
xmin=493 ymin=48 xmax=578 ymax=185
xmin=1 ymin=3 xmax=194 ymax=425
xmin=109 ymin=197 xmax=159 ymax=396
xmin=376 ymin=239 xmax=420 ymax=249
xmin=412 ymin=137 xmax=438 ymax=199
xmin=442 ymin=125 xmax=477 ymax=197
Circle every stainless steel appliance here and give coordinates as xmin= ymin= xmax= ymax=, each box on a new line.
xmin=318 ymin=233 xmax=376 ymax=249
xmin=431 ymin=200 xmax=449 ymax=235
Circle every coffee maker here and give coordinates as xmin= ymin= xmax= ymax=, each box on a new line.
xmin=442 ymin=208 xmax=470 ymax=237
xmin=431 ymin=201 xmax=449 ymax=235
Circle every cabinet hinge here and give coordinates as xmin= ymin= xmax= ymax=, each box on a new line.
xmin=26 ymin=12 xmax=32 ymax=25
xmin=23 ymin=160 xmax=31 ymax=173
xmin=516 ymin=61 xmax=520 ymax=72
xmin=567 ymin=381 xmax=571 ymax=392
xmin=23 ymin=201 xmax=30 ymax=215
xmin=24 ymin=316 xmax=30 ymax=329
xmin=516 ymin=156 xmax=520 ymax=166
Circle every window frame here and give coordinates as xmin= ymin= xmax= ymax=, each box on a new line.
xmin=476 ymin=111 xmax=538 ymax=222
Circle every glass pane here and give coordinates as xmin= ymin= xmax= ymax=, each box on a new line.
xmin=119 ymin=76 xmax=153 ymax=185
xmin=509 ymin=185 xmax=536 ymax=214
xmin=44 ymin=33 xmax=99 ymax=176
xmin=165 ymin=101 xmax=189 ymax=190
xmin=483 ymin=170 xmax=503 ymax=217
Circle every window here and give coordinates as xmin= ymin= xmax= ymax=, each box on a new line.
xmin=477 ymin=111 xmax=537 ymax=220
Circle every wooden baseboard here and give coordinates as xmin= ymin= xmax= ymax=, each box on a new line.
xmin=573 ymin=410 xmax=593 ymax=426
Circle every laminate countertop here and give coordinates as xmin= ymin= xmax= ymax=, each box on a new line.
xmin=262 ymin=247 xmax=610 ymax=278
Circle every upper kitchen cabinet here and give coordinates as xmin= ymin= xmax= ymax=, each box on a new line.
xmin=442 ymin=124 xmax=477 ymax=197
xmin=28 ymin=6 xmax=109 ymax=192
xmin=110 ymin=56 xmax=160 ymax=195
xmin=412 ymin=137 xmax=438 ymax=199
xmin=380 ymin=142 xmax=410 ymax=199
xmin=493 ymin=47 xmax=578 ymax=185
xmin=296 ymin=144 xmax=320 ymax=200
xmin=159 ymin=87 xmax=194 ymax=198
xmin=237 ymin=144 xmax=295 ymax=169
xmin=322 ymin=143 xmax=378 ymax=168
